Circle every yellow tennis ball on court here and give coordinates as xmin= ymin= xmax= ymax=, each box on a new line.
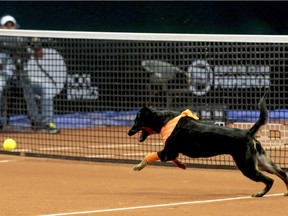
xmin=3 ymin=138 xmax=17 ymax=151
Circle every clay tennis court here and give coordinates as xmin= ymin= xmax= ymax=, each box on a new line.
xmin=1 ymin=17 xmax=288 ymax=216
xmin=0 ymin=154 xmax=288 ymax=216
xmin=1 ymin=126 xmax=288 ymax=216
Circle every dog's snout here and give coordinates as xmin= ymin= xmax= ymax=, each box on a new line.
xmin=127 ymin=127 xmax=138 ymax=136
xmin=127 ymin=130 xmax=134 ymax=136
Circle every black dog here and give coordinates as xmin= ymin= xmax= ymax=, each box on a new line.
xmin=128 ymin=92 xmax=288 ymax=197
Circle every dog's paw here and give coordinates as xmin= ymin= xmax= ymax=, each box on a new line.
xmin=133 ymin=159 xmax=148 ymax=171
xmin=133 ymin=164 xmax=143 ymax=171
xmin=173 ymin=160 xmax=187 ymax=170
xmin=251 ymin=193 xmax=264 ymax=198
xmin=178 ymin=163 xmax=187 ymax=170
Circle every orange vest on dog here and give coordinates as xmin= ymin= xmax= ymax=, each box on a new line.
xmin=160 ymin=109 xmax=199 ymax=143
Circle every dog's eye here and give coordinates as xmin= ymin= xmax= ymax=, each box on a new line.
xmin=135 ymin=120 xmax=141 ymax=124
xmin=134 ymin=120 xmax=144 ymax=126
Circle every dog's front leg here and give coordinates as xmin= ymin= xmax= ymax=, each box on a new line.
xmin=133 ymin=159 xmax=148 ymax=171
xmin=133 ymin=152 xmax=159 ymax=171
xmin=173 ymin=159 xmax=186 ymax=169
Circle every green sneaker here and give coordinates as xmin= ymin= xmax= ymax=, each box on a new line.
xmin=42 ymin=122 xmax=60 ymax=134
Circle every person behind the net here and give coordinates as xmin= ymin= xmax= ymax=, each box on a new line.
xmin=0 ymin=15 xmax=60 ymax=133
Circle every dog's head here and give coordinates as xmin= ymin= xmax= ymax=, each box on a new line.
xmin=128 ymin=107 xmax=158 ymax=142
xmin=128 ymin=107 xmax=178 ymax=142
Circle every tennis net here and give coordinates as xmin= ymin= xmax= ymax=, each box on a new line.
xmin=0 ymin=29 xmax=287 ymax=169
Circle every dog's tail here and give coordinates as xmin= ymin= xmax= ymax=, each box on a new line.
xmin=249 ymin=90 xmax=269 ymax=136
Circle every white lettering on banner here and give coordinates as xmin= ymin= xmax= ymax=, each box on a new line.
xmin=214 ymin=75 xmax=270 ymax=89
xmin=67 ymin=73 xmax=99 ymax=100
xmin=187 ymin=60 xmax=270 ymax=96
xmin=214 ymin=65 xmax=270 ymax=74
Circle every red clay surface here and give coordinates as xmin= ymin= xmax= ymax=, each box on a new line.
xmin=0 ymin=154 xmax=288 ymax=216
xmin=1 ymin=123 xmax=288 ymax=216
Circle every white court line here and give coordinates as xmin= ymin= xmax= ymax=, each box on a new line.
xmin=0 ymin=159 xmax=18 ymax=163
xmin=0 ymin=160 xmax=11 ymax=163
xmin=85 ymin=155 xmax=115 ymax=158
xmin=13 ymin=148 xmax=30 ymax=152
xmin=148 ymin=142 xmax=163 ymax=146
xmin=40 ymin=193 xmax=284 ymax=216
xmin=88 ymin=144 xmax=139 ymax=148
xmin=123 ymin=152 xmax=150 ymax=156
xmin=39 ymin=147 xmax=81 ymax=151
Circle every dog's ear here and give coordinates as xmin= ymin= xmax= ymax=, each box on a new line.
xmin=142 ymin=105 xmax=153 ymax=109
xmin=139 ymin=107 xmax=153 ymax=118
xmin=141 ymin=106 xmax=153 ymax=113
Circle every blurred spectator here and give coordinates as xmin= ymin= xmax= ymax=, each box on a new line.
xmin=0 ymin=15 xmax=60 ymax=133
xmin=0 ymin=15 xmax=18 ymax=29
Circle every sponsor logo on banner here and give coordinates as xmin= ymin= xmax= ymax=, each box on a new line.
xmin=187 ymin=60 xmax=270 ymax=96
xmin=67 ymin=73 xmax=99 ymax=100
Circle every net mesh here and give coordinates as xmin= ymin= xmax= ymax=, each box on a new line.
xmin=0 ymin=30 xmax=287 ymax=169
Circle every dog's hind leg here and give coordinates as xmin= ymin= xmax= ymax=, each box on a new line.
xmin=258 ymin=157 xmax=288 ymax=196
xmin=243 ymin=168 xmax=274 ymax=197
xmin=239 ymin=164 xmax=274 ymax=197
xmin=255 ymin=141 xmax=288 ymax=196
xmin=233 ymin=152 xmax=274 ymax=197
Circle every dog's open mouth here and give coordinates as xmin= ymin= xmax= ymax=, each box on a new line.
xmin=128 ymin=126 xmax=156 ymax=142
xmin=138 ymin=130 xmax=150 ymax=142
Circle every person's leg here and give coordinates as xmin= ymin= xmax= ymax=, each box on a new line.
xmin=0 ymin=75 xmax=6 ymax=128
xmin=19 ymin=73 xmax=42 ymax=128
xmin=0 ymin=72 xmax=12 ymax=128
xmin=31 ymin=82 xmax=59 ymax=133
xmin=0 ymin=53 xmax=11 ymax=128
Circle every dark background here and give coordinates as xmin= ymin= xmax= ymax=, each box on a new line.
xmin=2 ymin=1 xmax=288 ymax=117
xmin=1 ymin=1 xmax=288 ymax=34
